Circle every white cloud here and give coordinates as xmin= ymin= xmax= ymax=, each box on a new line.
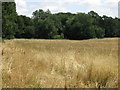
xmin=91 ymin=7 xmax=116 ymax=17
xmin=39 ymin=2 xmax=70 ymax=13
xmin=15 ymin=0 xmax=71 ymax=17
xmin=77 ymin=0 xmax=118 ymax=17
xmin=15 ymin=0 xmax=27 ymax=14
xmin=118 ymin=1 xmax=120 ymax=12
xmin=104 ymin=0 xmax=118 ymax=9
xmin=15 ymin=0 xmax=118 ymax=17
xmin=42 ymin=6 xmax=69 ymax=13
xmin=80 ymin=0 xmax=101 ymax=6
xmin=96 ymin=0 xmax=118 ymax=17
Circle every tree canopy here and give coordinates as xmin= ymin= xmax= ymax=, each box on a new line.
xmin=2 ymin=2 xmax=120 ymax=40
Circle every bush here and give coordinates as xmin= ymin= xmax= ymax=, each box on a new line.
xmin=53 ymin=33 xmax=64 ymax=39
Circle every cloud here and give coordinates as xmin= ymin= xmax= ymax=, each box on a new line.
xmin=15 ymin=0 xmax=32 ymax=17
xmin=80 ymin=0 xmax=101 ymax=6
xmin=39 ymin=2 xmax=70 ymax=13
xmin=15 ymin=0 xmax=71 ymax=17
xmin=76 ymin=0 xmax=118 ymax=17
xmin=15 ymin=0 xmax=27 ymax=14
xmin=118 ymin=1 xmax=120 ymax=18
xmin=42 ymin=6 xmax=69 ymax=13
xmin=15 ymin=0 xmax=118 ymax=17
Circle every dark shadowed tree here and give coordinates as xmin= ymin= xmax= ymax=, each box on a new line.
xmin=15 ymin=15 xmax=35 ymax=38
xmin=2 ymin=2 xmax=120 ymax=40
xmin=2 ymin=2 xmax=18 ymax=39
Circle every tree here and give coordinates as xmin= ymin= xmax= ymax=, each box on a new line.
xmin=90 ymin=25 xmax=105 ymax=38
xmin=2 ymin=2 xmax=18 ymax=39
xmin=2 ymin=2 xmax=119 ymax=40
xmin=35 ymin=18 xmax=58 ymax=39
xmin=102 ymin=15 xmax=118 ymax=37
xmin=65 ymin=13 xmax=96 ymax=40
xmin=15 ymin=15 xmax=35 ymax=38
xmin=32 ymin=9 xmax=51 ymax=20
xmin=117 ymin=18 xmax=120 ymax=37
xmin=2 ymin=19 xmax=18 ymax=39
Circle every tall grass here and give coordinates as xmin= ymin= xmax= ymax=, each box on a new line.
xmin=2 ymin=38 xmax=118 ymax=88
xmin=0 ymin=38 xmax=2 ymax=89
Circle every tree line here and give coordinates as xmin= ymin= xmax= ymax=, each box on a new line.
xmin=2 ymin=2 xmax=120 ymax=40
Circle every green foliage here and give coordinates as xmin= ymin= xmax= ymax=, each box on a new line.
xmin=2 ymin=2 xmax=18 ymax=39
xmin=53 ymin=33 xmax=64 ymax=39
xmin=15 ymin=15 xmax=35 ymax=38
xmin=95 ymin=26 xmax=105 ymax=38
xmin=2 ymin=2 xmax=120 ymax=40
xmin=2 ymin=20 xmax=17 ymax=39
xmin=35 ymin=18 xmax=58 ymax=39
xmin=65 ymin=13 xmax=97 ymax=39
xmin=101 ymin=16 xmax=118 ymax=37
xmin=32 ymin=9 xmax=51 ymax=20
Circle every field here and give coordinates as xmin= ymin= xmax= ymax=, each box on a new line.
xmin=2 ymin=38 xmax=118 ymax=88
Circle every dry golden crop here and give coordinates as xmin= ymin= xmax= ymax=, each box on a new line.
xmin=2 ymin=38 xmax=118 ymax=88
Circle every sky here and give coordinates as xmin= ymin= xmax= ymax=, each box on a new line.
xmin=15 ymin=0 xmax=119 ymax=18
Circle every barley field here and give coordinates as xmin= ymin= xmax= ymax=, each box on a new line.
xmin=2 ymin=38 xmax=119 ymax=88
